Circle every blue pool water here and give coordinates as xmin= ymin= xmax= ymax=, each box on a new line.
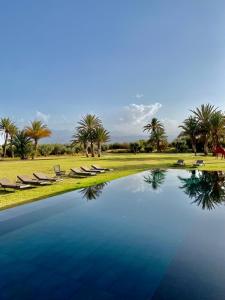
xmin=1 ymin=169 xmax=225 ymax=299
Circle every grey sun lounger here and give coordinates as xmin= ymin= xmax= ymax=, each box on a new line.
xmin=0 ymin=178 xmax=32 ymax=190
xmin=174 ymin=160 xmax=185 ymax=166
xmin=70 ymin=168 xmax=96 ymax=177
xmin=193 ymin=160 xmax=205 ymax=167
xmin=53 ymin=165 xmax=66 ymax=176
xmin=81 ymin=166 xmax=105 ymax=174
xmin=17 ymin=175 xmax=52 ymax=186
xmin=91 ymin=165 xmax=113 ymax=171
xmin=33 ymin=172 xmax=63 ymax=182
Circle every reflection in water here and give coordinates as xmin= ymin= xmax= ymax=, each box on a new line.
xmin=179 ymin=171 xmax=225 ymax=210
xmin=144 ymin=169 xmax=167 ymax=190
xmin=79 ymin=182 xmax=108 ymax=201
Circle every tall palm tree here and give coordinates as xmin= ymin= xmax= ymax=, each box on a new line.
xmin=143 ymin=117 xmax=164 ymax=134
xmin=143 ymin=118 xmax=166 ymax=152
xmin=191 ymin=104 xmax=218 ymax=155
xmin=0 ymin=117 xmax=14 ymax=158
xmin=71 ymin=129 xmax=89 ymax=157
xmin=8 ymin=123 xmax=18 ymax=158
xmin=150 ymin=128 xmax=167 ymax=152
xmin=25 ymin=120 xmax=51 ymax=158
xmin=179 ymin=116 xmax=199 ymax=155
xmin=77 ymin=114 xmax=102 ymax=157
xmin=95 ymin=126 xmax=110 ymax=157
xmin=210 ymin=111 xmax=225 ymax=148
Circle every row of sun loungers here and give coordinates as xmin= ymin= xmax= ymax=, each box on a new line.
xmin=69 ymin=165 xmax=113 ymax=177
xmin=174 ymin=160 xmax=205 ymax=167
xmin=53 ymin=164 xmax=113 ymax=177
xmin=0 ymin=165 xmax=113 ymax=191
xmin=0 ymin=174 xmax=59 ymax=191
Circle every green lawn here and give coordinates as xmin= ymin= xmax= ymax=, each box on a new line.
xmin=0 ymin=153 xmax=225 ymax=210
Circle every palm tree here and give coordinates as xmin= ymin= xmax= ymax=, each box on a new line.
xmin=143 ymin=118 xmax=166 ymax=152
xmin=210 ymin=111 xmax=225 ymax=148
xmin=0 ymin=118 xmax=14 ymax=158
xmin=12 ymin=130 xmax=32 ymax=160
xmin=71 ymin=129 xmax=89 ymax=157
xmin=95 ymin=126 xmax=110 ymax=157
xmin=191 ymin=104 xmax=218 ymax=155
xmin=8 ymin=123 xmax=18 ymax=158
xmin=25 ymin=120 xmax=52 ymax=158
xmin=143 ymin=117 xmax=163 ymax=134
xmin=77 ymin=114 xmax=102 ymax=157
xmin=179 ymin=116 xmax=199 ymax=155
xmin=150 ymin=128 xmax=167 ymax=152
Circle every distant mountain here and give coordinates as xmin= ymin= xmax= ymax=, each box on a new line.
xmin=43 ymin=129 xmax=73 ymax=144
xmin=42 ymin=130 xmax=147 ymax=144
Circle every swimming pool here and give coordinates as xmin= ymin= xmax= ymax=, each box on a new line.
xmin=0 ymin=169 xmax=225 ymax=299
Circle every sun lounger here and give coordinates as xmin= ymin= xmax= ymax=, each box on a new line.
xmin=17 ymin=175 xmax=51 ymax=186
xmin=53 ymin=165 xmax=66 ymax=176
xmin=81 ymin=166 xmax=105 ymax=174
xmin=193 ymin=160 xmax=205 ymax=167
xmin=0 ymin=178 xmax=32 ymax=190
xmin=174 ymin=160 xmax=185 ymax=166
xmin=91 ymin=165 xmax=113 ymax=171
xmin=33 ymin=172 xmax=63 ymax=182
xmin=70 ymin=168 xmax=96 ymax=177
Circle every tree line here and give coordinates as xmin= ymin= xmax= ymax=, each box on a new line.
xmin=1 ymin=103 xmax=224 ymax=159
xmin=0 ymin=114 xmax=110 ymax=159
xmin=0 ymin=119 xmax=51 ymax=159
xmin=179 ymin=104 xmax=225 ymax=155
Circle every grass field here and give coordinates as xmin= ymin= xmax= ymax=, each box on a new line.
xmin=0 ymin=153 xmax=225 ymax=210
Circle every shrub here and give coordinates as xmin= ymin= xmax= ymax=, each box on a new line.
xmin=39 ymin=144 xmax=54 ymax=156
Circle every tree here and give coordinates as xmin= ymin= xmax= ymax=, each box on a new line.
xmin=12 ymin=130 xmax=33 ymax=160
xmin=149 ymin=128 xmax=167 ymax=152
xmin=38 ymin=144 xmax=54 ymax=156
xmin=130 ymin=142 xmax=141 ymax=154
xmin=191 ymin=104 xmax=218 ymax=155
xmin=95 ymin=126 xmax=110 ymax=157
xmin=0 ymin=118 xmax=14 ymax=158
xmin=143 ymin=118 xmax=167 ymax=152
xmin=8 ymin=123 xmax=18 ymax=158
xmin=143 ymin=117 xmax=163 ymax=134
xmin=210 ymin=111 xmax=225 ymax=148
xmin=77 ymin=114 xmax=102 ymax=157
xmin=71 ymin=129 xmax=90 ymax=157
xmin=25 ymin=120 xmax=51 ymax=158
xmin=179 ymin=116 xmax=199 ymax=155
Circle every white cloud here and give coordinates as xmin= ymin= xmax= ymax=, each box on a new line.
xmin=162 ymin=118 xmax=180 ymax=141
xmin=135 ymin=93 xmax=144 ymax=99
xmin=112 ymin=103 xmax=162 ymax=135
xmin=36 ymin=111 xmax=50 ymax=123
xmin=124 ymin=172 xmax=163 ymax=194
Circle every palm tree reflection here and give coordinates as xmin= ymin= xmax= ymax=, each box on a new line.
xmin=179 ymin=170 xmax=225 ymax=210
xmin=144 ymin=169 xmax=167 ymax=190
xmin=79 ymin=182 xmax=108 ymax=201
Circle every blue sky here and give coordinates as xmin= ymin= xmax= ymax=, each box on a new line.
xmin=1 ymin=0 xmax=225 ymax=140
